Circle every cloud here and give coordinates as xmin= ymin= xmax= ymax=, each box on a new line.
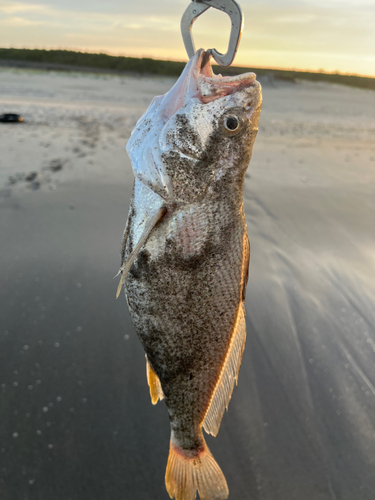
xmin=0 ymin=15 xmax=41 ymax=26
xmin=0 ymin=0 xmax=373 ymax=76
xmin=0 ymin=1 xmax=45 ymax=14
xmin=271 ymin=14 xmax=318 ymax=24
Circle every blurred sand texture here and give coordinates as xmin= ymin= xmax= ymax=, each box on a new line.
xmin=1 ymin=67 xmax=375 ymax=499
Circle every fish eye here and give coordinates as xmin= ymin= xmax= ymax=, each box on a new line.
xmin=224 ymin=115 xmax=239 ymax=131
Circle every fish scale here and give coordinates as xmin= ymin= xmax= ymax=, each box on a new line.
xmin=126 ymin=198 xmax=244 ymax=414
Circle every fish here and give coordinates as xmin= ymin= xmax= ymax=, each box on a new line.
xmin=117 ymin=49 xmax=262 ymax=500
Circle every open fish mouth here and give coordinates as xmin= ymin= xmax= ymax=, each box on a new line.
xmin=194 ymin=49 xmax=257 ymax=104
xmin=156 ymin=48 xmax=259 ymax=124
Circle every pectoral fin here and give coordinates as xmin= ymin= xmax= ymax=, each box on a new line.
xmin=115 ymin=206 xmax=167 ymax=299
xmin=146 ymin=356 xmax=164 ymax=404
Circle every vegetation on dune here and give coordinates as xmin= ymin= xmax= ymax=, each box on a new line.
xmin=0 ymin=48 xmax=374 ymax=91
xmin=0 ymin=48 xmax=186 ymax=76
xmin=222 ymin=65 xmax=375 ymax=91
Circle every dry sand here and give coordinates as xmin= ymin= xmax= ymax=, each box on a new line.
xmin=1 ymin=67 xmax=375 ymax=499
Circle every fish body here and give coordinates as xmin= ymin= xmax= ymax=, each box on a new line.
xmin=119 ymin=50 xmax=262 ymax=500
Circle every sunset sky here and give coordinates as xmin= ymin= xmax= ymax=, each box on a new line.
xmin=0 ymin=0 xmax=374 ymax=76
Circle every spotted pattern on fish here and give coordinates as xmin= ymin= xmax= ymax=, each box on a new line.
xmin=125 ymin=184 xmax=246 ymax=450
xmin=119 ymin=49 xmax=262 ymax=500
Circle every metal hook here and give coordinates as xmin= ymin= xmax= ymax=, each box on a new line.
xmin=181 ymin=0 xmax=243 ymax=67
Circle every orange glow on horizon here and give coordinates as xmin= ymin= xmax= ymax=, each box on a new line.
xmin=0 ymin=1 xmax=374 ymax=78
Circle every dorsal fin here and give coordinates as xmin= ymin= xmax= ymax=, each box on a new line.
xmin=202 ymin=304 xmax=246 ymax=436
xmin=146 ymin=356 xmax=164 ymax=405
xmin=242 ymin=233 xmax=250 ymax=300
xmin=202 ymin=233 xmax=249 ymax=437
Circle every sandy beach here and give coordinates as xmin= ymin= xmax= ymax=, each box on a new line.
xmin=1 ymin=66 xmax=375 ymax=499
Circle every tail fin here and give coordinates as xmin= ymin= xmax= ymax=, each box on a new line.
xmin=165 ymin=434 xmax=229 ymax=500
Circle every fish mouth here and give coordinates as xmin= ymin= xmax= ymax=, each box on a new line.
xmin=193 ymin=49 xmax=257 ymax=104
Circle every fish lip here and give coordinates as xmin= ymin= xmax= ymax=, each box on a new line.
xmin=193 ymin=49 xmax=258 ymax=103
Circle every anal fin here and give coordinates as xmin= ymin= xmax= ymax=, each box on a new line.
xmin=146 ymin=356 xmax=164 ymax=405
xmin=202 ymin=304 xmax=247 ymax=437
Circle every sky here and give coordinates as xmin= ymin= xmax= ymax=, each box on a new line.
xmin=0 ymin=0 xmax=374 ymax=76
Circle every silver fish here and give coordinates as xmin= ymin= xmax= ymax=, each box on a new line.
xmin=118 ymin=49 xmax=262 ymax=500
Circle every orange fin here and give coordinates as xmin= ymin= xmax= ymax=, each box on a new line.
xmin=146 ymin=357 xmax=164 ymax=405
xmin=242 ymin=233 xmax=250 ymax=301
xmin=165 ymin=434 xmax=228 ymax=500
xmin=202 ymin=304 xmax=246 ymax=437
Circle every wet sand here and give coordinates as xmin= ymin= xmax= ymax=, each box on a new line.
xmin=1 ymin=67 xmax=375 ymax=499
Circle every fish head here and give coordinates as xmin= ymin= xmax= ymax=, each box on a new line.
xmin=126 ymin=49 xmax=262 ymax=204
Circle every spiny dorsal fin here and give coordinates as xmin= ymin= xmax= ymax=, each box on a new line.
xmin=146 ymin=356 xmax=164 ymax=405
xmin=115 ymin=206 xmax=167 ymax=299
xmin=202 ymin=304 xmax=246 ymax=437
